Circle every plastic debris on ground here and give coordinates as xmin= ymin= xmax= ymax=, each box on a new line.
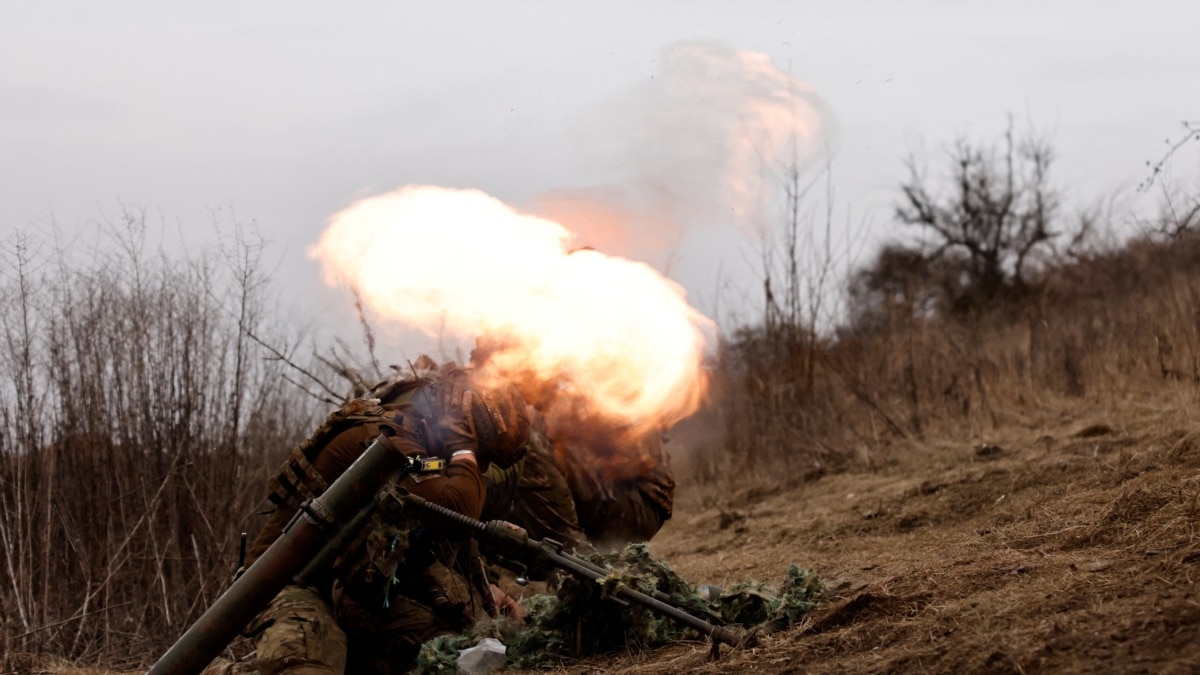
xmin=455 ymin=637 xmax=507 ymax=674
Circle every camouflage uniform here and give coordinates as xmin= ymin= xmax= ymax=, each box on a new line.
xmin=250 ymin=585 xmax=347 ymax=675
xmin=215 ymin=365 xmax=529 ymax=675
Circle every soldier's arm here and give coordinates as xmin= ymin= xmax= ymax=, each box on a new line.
xmin=247 ymin=419 xmax=484 ymax=560
xmin=407 ymin=452 xmax=486 ymax=521
xmin=310 ymin=422 xmax=494 ymax=521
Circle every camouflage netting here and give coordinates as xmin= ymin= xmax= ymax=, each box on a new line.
xmin=416 ymin=544 xmax=822 ymax=673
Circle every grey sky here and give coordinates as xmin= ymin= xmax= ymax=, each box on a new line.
xmin=3 ymin=1 xmax=1198 ymax=347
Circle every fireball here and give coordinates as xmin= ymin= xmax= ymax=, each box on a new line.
xmin=308 ymin=185 xmax=714 ymax=433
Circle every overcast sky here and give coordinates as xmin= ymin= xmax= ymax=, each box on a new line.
xmin=3 ymin=1 xmax=1198 ymax=349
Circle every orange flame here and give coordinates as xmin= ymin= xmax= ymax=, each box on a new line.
xmin=309 ymin=185 xmax=715 ymax=432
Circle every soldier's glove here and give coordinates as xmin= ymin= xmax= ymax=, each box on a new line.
xmin=432 ymin=380 xmax=481 ymax=460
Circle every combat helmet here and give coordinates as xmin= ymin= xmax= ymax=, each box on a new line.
xmin=390 ymin=359 xmax=530 ymax=469
xmin=465 ymin=377 xmax=531 ymax=468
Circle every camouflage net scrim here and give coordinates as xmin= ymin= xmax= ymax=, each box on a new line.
xmin=416 ymin=544 xmax=822 ymax=672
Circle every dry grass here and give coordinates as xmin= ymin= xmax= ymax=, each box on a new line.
xmin=0 ymin=215 xmax=322 ymax=670
xmin=519 ymin=385 xmax=1200 ymax=673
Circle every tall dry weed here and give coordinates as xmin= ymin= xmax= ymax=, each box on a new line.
xmin=0 ymin=212 xmax=321 ymax=668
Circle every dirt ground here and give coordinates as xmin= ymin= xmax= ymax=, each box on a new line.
xmin=509 ymin=388 xmax=1200 ymax=674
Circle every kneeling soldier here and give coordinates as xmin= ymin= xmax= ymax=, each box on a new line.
xmin=218 ymin=363 xmax=530 ymax=675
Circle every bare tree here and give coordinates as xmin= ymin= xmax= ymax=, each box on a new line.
xmin=1139 ymin=119 xmax=1200 ymax=194
xmin=897 ymin=120 xmax=1059 ymax=313
xmin=1137 ymin=120 xmax=1200 ymax=238
xmin=713 ymin=144 xmax=867 ymax=482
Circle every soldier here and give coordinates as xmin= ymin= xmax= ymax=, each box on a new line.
xmin=474 ymin=367 xmax=675 ymax=553
xmin=208 ymin=361 xmax=531 ymax=675
xmin=480 ymin=418 xmax=590 ymax=552
xmin=539 ymin=403 xmax=675 ymax=551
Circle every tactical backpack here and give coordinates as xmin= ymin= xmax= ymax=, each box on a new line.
xmin=266 ymin=397 xmax=411 ymax=511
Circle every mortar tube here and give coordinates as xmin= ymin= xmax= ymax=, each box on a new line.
xmin=147 ymin=437 xmax=411 ymax=675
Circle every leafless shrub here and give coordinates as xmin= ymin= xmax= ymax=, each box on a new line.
xmin=1138 ymin=119 xmax=1200 ymax=194
xmin=897 ymin=120 xmax=1059 ymax=314
xmin=704 ymin=122 xmax=1200 ymax=491
xmin=703 ymin=160 xmax=865 ymax=484
xmin=0 ymin=210 xmax=323 ymax=668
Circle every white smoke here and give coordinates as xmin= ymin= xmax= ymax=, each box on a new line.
xmin=531 ymin=40 xmax=831 ymax=289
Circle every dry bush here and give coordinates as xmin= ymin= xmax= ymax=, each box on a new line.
xmin=705 ymin=216 xmax=1200 ymax=491
xmin=0 ymin=212 xmax=323 ymax=670
xmin=896 ymin=122 xmax=1059 ymax=313
xmin=699 ymin=119 xmax=1200 ymax=492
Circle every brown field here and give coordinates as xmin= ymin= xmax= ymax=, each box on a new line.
xmin=508 ymin=386 xmax=1200 ymax=674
